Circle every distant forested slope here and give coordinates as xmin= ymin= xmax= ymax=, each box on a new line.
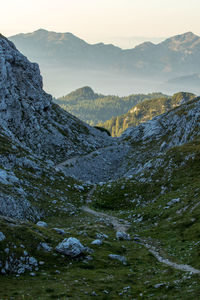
xmin=54 ymin=86 xmax=167 ymax=125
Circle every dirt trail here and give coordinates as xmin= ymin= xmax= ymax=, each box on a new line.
xmin=82 ymin=187 xmax=200 ymax=275
xmin=82 ymin=206 xmax=130 ymax=232
xmin=56 ymin=154 xmax=200 ymax=275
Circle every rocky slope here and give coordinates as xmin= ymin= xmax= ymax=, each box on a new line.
xmin=58 ymin=95 xmax=200 ymax=183
xmin=0 ymin=35 xmax=112 ymax=162
xmin=0 ymin=34 xmax=113 ymax=221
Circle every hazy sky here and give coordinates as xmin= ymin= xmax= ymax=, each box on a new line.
xmin=1 ymin=0 xmax=200 ymax=47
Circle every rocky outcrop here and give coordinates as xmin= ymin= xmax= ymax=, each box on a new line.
xmin=0 ymin=34 xmax=114 ymax=220
xmin=0 ymin=34 xmax=112 ymax=163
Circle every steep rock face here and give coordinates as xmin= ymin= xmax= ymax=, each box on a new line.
xmin=0 ymin=35 xmax=112 ymax=163
xmin=0 ymin=34 xmax=113 ymax=220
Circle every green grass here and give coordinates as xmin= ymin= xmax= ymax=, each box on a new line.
xmin=1 ymin=210 xmax=200 ymax=299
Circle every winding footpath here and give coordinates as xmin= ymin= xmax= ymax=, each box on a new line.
xmin=56 ymin=155 xmax=200 ymax=275
xmin=82 ymin=186 xmax=200 ymax=275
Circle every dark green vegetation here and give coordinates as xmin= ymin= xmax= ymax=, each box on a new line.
xmin=1 ymin=195 xmax=200 ymax=299
xmin=100 ymin=92 xmax=196 ymax=136
xmin=1 ymin=216 xmax=198 ymax=300
xmin=55 ymin=86 xmax=167 ymax=125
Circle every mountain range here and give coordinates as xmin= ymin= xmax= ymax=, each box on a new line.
xmin=9 ymin=29 xmax=200 ymax=96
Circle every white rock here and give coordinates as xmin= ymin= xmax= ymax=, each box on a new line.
xmin=91 ymin=239 xmax=103 ymax=246
xmin=36 ymin=221 xmax=48 ymax=228
xmin=56 ymin=237 xmax=85 ymax=257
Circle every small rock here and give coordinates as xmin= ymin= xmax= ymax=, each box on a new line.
xmin=154 ymin=283 xmax=165 ymax=289
xmin=167 ymin=198 xmax=180 ymax=206
xmin=96 ymin=233 xmax=108 ymax=240
xmin=0 ymin=232 xmax=6 ymax=242
xmin=53 ymin=228 xmax=66 ymax=235
xmin=108 ymin=254 xmax=127 ymax=265
xmin=91 ymin=239 xmax=102 ymax=246
xmin=37 ymin=242 xmax=52 ymax=252
xmin=1 ymin=268 xmax=6 ymax=275
xmin=17 ymin=267 xmax=26 ymax=274
xmin=29 ymin=257 xmax=38 ymax=266
xmin=36 ymin=221 xmax=48 ymax=228
xmin=116 ymin=231 xmax=131 ymax=241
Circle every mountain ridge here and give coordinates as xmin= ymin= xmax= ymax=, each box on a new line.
xmin=9 ymin=29 xmax=200 ymax=96
xmin=10 ymin=29 xmax=200 ymax=50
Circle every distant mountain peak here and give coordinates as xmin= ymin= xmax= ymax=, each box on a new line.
xmin=59 ymin=86 xmax=101 ymax=102
xmin=162 ymin=31 xmax=200 ymax=50
xmin=11 ymin=28 xmax=86 ymax=44
xmin=134 ymin=41 xmax=156 ymax=50
xmin=180 ymin=31 xmax=198 ymax=38
xmin=35 ymin=28 xmax=48 ymax=33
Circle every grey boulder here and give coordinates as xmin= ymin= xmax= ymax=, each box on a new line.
xmin=56 ymin=237 xmax=86 ymax=257
xmin=116 ymin=231 xmax=131 ymax=241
